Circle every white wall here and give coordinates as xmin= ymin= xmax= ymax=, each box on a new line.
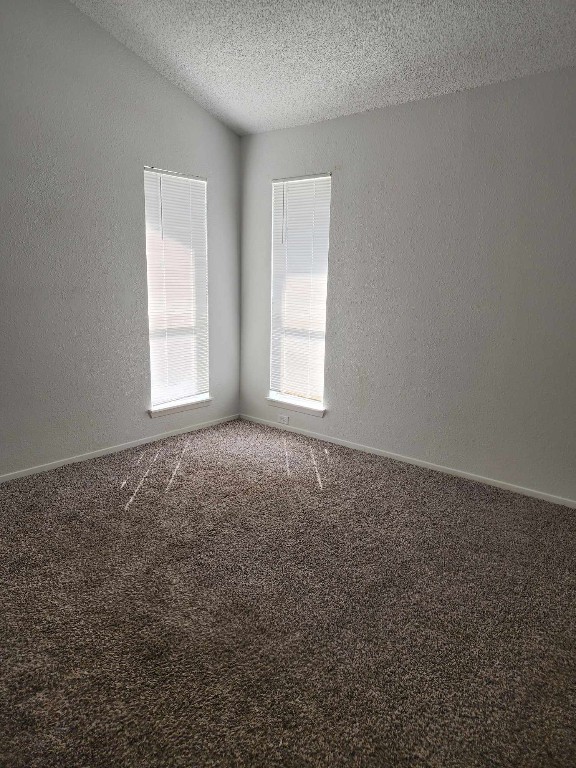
xmin=2 ymin=0 xmax=574 ymax=503
xmin=0 ymin=0 xmax=240 ymax=477
xmin=240 ymin=67 xmax=576 ymax=503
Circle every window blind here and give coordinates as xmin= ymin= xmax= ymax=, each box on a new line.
xmin=270 ymin=175 xmax=331 ymax=405
xmin=144 ymin=168 xmax=209 ymax=409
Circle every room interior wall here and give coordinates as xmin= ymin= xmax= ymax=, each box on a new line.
xmin=240 ymin=66 xmax=576 ymax=504
xmin=0 ymin=0 xmax=241 ymax=478
xmin=1 ymin=0 xmax=574 ymax=505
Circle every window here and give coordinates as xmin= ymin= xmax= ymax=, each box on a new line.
xmin=269 ymin=175 xmax=331 ymax=414
xmin=143 ymin=168 xmax=209 ymax=416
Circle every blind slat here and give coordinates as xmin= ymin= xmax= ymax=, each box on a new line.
xmin=144 ymin=169 xmax=209 ymax=407
xmin=270 ymin=176 xmax=331 ymax=403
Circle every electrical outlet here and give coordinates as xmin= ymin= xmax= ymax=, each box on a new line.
xmin=278 ymin=414 xmax=289 ymax=425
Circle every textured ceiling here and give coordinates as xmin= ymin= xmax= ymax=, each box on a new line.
xmin=69 ymin=0 xmax=576 ymax=134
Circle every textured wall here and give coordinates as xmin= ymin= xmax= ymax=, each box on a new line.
xmin=240 ymin=67 xmax=576 ymax=502
xmin=0 ymin=0 xmax=240 ymax=476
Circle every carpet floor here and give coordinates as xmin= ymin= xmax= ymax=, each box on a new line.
xmin=0 ymin=419 xmax=574 ymax=767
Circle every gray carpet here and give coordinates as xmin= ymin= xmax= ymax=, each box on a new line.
xmin=1 ymin=419 xmax=574 ymax=767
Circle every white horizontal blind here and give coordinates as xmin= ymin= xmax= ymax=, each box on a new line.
xmin=270 ymin=175 xmax=331 ymax=404
xmin=144 ymin=169 xmax=209 ymax=408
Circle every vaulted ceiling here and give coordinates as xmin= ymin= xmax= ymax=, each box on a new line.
xmin=70 ymin=0 xmax=576 ymax=135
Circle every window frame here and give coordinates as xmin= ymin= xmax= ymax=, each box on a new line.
xmin=268 ymin=173 xmax=331 ymax=418
xmin=143 ymin=166 xmax=211 ymax=418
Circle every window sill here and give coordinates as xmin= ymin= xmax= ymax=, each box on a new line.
xmin=266 ymin=393 xmax=326 ymax=418
xmin=148 ymin=395 xmax=212 ymax=418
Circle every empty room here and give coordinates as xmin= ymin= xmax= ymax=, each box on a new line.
xmin=1 ymin=0 xmax=575 ymax=765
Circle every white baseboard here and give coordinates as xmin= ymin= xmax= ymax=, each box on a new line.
xmin=0 ymin=414 xmax=240 ymax=484
xmin=240 ymin=414 xmax=576 ymax=510
xmin=4 ymin=412 xmax=574 ymax=510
